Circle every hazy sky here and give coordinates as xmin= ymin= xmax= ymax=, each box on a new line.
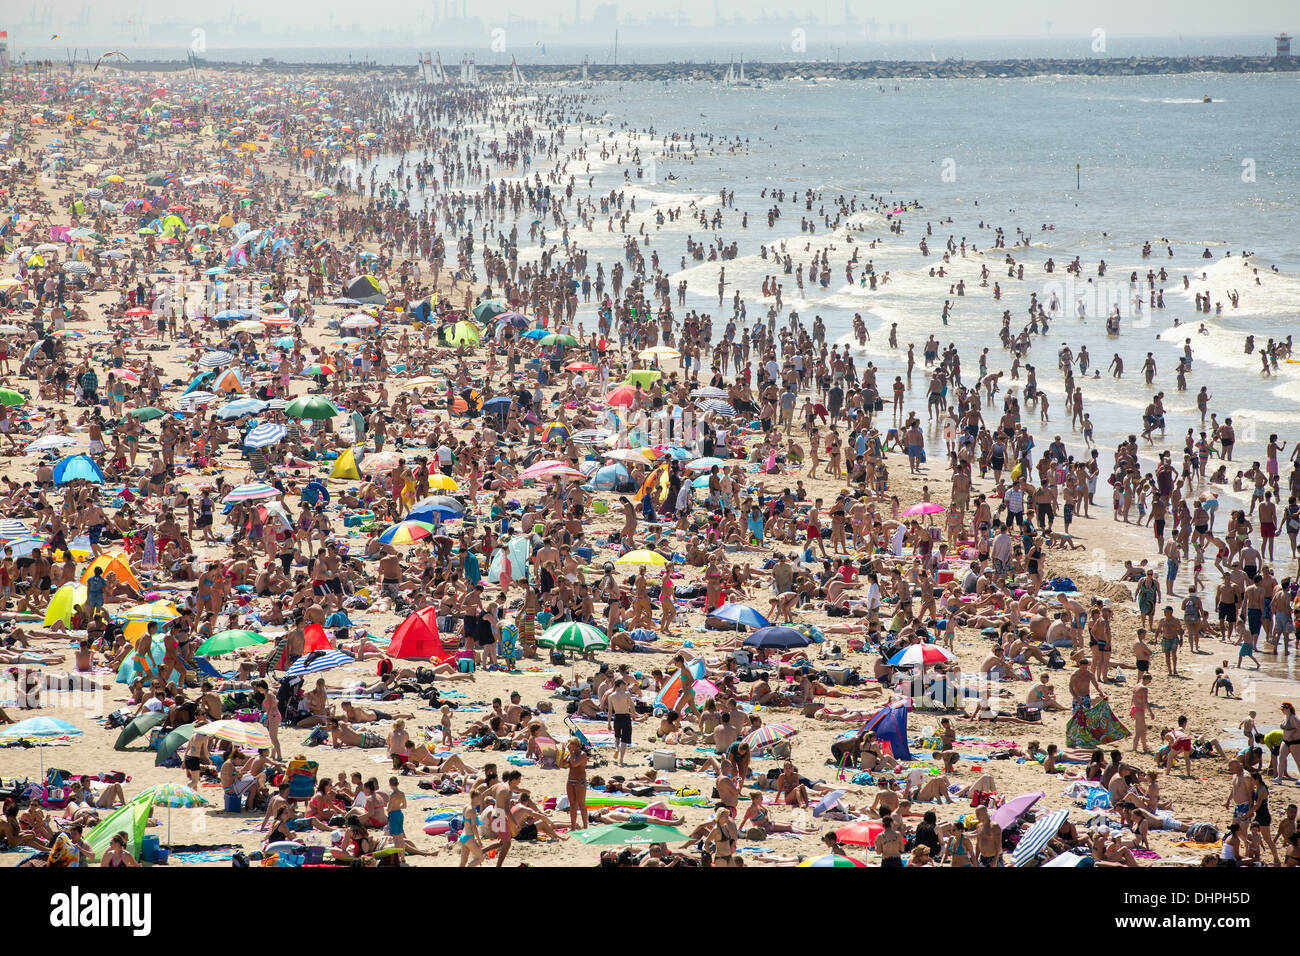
xmin=34 ymin=0 xmax=1300 ymax=37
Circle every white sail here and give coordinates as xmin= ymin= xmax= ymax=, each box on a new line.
xmin=459 ymin=56 xmax=468 ymax=83
xmin=511 ymin=56 xmax=523 ymax=84
xmin=435 ymin=54 xmax=447 ymax=83
xmin=581 ymin=57 xmax=588 ymax=82
xmin=739 ymin=57 xmax=745 ymax=83
xmin=723 ymin=58 xmax=734 ymax=85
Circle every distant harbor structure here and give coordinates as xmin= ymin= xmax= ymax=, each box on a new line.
xmin=1277 ymin=33 xmax=1292 ymax=57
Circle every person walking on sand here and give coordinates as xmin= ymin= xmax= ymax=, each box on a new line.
xmin=1129 ymin=673 xmax=1154 ymax=753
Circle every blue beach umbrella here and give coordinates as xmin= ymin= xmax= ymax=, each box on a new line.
xmin=53 ymin=454 xmax=104 ymax=484
xmin=710 ymin=603 xmax=772 ymax=629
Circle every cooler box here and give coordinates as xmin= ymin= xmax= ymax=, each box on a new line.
xmin=224 ymin=792 xmax=243 ymax=813
xmin=652 ymin=750 xmax=677 ymax=772
xmin=140 ymin=835 xmax=160 ymax=863
xmin=824 ymin=666 xmax=851 ymax=685
xmin=937 ymin=570 xmax=954 ymax=584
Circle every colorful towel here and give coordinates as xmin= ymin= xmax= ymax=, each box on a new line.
xmin=1066 ymin=699 xmax=1130 ymax=748
xmin=171 ymin=848 xmax=237 ymax=864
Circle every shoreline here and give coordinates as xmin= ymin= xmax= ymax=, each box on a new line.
xmin=22 ymin=54 xmax=1300 ymax=80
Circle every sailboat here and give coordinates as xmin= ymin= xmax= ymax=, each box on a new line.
xmin=434 ymin=53 xmax=447 ymax=83
xmin=722 ymin=57 xmax=735 ymax=86
xmin=581 ymin=56 xmax=590 ymax=85
xmin=737 ymin=55 xmax=759 ymax=87
xmin=510 ymin=55 xmax=524 ymax=85
xmin=459 ymin=56 xmax=469 ymax=84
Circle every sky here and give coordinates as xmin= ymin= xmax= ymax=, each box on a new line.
xmin=16 ymin=0 xmax=1298 ymax=37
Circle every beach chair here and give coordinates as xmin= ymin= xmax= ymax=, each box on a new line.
xmin=281 ymin=758 xmax=319 ymax=807
xmin=563 ymin=717 xmax=607 ymax=768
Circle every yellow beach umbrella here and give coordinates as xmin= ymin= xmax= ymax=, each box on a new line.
xmin=615 ymin=549 xmax=668 ymax=567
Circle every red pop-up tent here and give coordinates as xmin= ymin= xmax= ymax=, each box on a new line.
xmin=389 ymin=606 xmax=450 ymax=661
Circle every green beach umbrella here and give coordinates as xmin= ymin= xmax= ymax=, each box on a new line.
xmin=0 ymin=388 xmax=26 ymax=406
xmin=471 ymin=298 xmax=506 ymax=323
xmin=154 ymin=723 xmax=196 ymax=766
xmin=114 ymin=710 xmax=167 ymax=751
xmin=132 ymin=782 xmax=209 ymax=846
xmin=129 ymin=406 xmax=166 ymax=421
xmin=540 ymin=333 xmax=578 ymax=347
xmin=286 ymin=395 xmax=340 ymax=420
xmin=197 ymin=629 xmax=269 ymax=656
xmin=537 ymin=621 xmax=610 ymax=652
xmin=574 ymin=821 xmax=687 ymax=845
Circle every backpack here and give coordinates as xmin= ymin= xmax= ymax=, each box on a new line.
xmin=377 ymin=658 xmax=393 ymax=678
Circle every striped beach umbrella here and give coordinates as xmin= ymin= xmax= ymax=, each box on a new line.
xmin=887 ymin=644 xmax=957 ymax=667
xmin=197 ymin=350 xmax=235 ymax=368
xmin=741 ymin=722 xmax=798 ymax=751
xmin=176 ymin=390 xmax=217 ymax=408
xmin=195 ymin=719 xmax=272 ymax=748
xmin=243 ymin=423 xmax=288 ymax=449
xmin=120 ymin=600 xmax=180 ymax=624
xmin=797 ymin=853 xmax=867 ymax=868
xmin=223 ymin=481 xmax=281 ymax=503
xmin=378 ymin=520 xmax=437 ymax=545
xmin=696 ymin=398 xmax=737 ymax=417
xmin=133 ymin=782 xmax=209 ymax=809
xmin=537 ymin=621 xmax=610 ymax=652
xmin=1010 ymin=808 xmax=1069 ymax=867
xmin=689 ymin=386 xmax=729 ymax=399
xmin=0 ymin=519 xmax=32 ymax=539
xmin=25 ymin=434 xmax=80 ymax=452
xmin=286 ymin=648 xmax=354 ymax=677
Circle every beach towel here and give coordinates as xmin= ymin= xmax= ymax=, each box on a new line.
xmin=1065 ymin=699 xmax=1130 ymax=749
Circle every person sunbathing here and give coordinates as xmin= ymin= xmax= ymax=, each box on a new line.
xmin=326 ymin=718 xmax=387 ymax=749
xmin=403 ymin=740 xmax=472 ymax=775
xmin=340 ymin=701 xmax=413 ymax=723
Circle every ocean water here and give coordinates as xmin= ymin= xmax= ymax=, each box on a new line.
xmin=358 ymin=72 xmax=1300 ymax=488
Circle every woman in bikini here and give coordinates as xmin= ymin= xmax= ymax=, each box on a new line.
xmin=564 ymin=737 xmax=589 ymax=831
xmin=99 ymin=831 xmax=139 ymax=867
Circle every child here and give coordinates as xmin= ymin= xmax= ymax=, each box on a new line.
xmin=1130 ymin=674 xmax=1154 ymax=752
xmin=439 ymin=704 xmax=454 ymax=746
xmin=1211 ymin=667 xmax=1236 ymax=699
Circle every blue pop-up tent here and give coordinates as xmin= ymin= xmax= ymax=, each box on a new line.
xmin=860 ymin=701 xmax=912 ymax=761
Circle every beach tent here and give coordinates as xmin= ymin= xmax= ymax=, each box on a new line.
xmin=860 ymin=701 xmax=912 ymax=761
xmin=212 ymin=368 xmax=244 ymax=393
xmin=486 ymin=536 xmax=531 ymax=585
xmin=52 ymin=454 xmax=104 ymax=484
xmin=584 ymin=462 xmax=631 ymax=491
xmin=43 ymin=582 xmax=87 ymax=627
xmin=85 ymin=796 xmax=153 ymax=859
xmin=331 ymin=447 xmax=360 ymax=479
xmin=343 ymin=274 xmax=386 ymax=305
xmin=116 ymin=639 xmax=182 ymax=687
xmin=388 ymin=606 xmax=450 ymax=661
xmin=1066 ymin=699 xmax=1131 ymax=749
xmin=442 ymin=320 xmax=481 ymax=346
xmin=81 ymin=552 xmax=141 ymax=591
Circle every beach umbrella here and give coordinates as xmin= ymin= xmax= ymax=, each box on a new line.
xmin=743 ymin=626 xmax=811 ymax=650
xmin=625 ymin=369 xmax=661 ymax=388
xmin=0 ymin=388 xmax=25 ymax=406
xmin=63 ymin=261 xmax=93 ymax=275
xmin=442 ymin=320 xmax=480 ymax=345
xmin=615 ymin=549 xmax=668 ymax=567
xmin=638 ymin=345 xmax=680 ymax=361
xmin=154 ymin=724 xmax=196 ymax=765
xmin=128 ymin=407 xmax=166 ymax=421
xmin=520 ymin=461 xmax=584 ymax=481
xmin=832 ymin=821 xmax=884 ymax=846
xmin=176 ymin=390 xmax=218 ymax=409
xmin=696 ymin=399 xmax=737 ymax=417
xmin=540 ymin=333 xmax=578 ymax=347
xmin=520 ymin=328 xmax=549 ymax=340
xmin=404 ymin=376 xmax=440 ymax=390
xmin=304 ymin=363 xmax=335 ymax=377
xmin=0 ymin=717 xmax=82 ymax=777
xmin=796 ymin=853 xmax=867 ymax=868
xmin=1011 ymin=809 xmax=1070 ymax=867
xmin=223 ymin=481 xmax=281 ymax=503
xmin=605 ymin=385 xmax=637 ymax=407
xmin=482 ymin=395 xmax=512 ymax=415
xmin=537 ymin=621 xmax=609 ymax=653
xmin=494 ymin=311 xmax=530 ymax=330
xmin=360 ymin=451 xmax=403 ymax=474
xmin=887 ymin=644 xmax=957 ymax=667
xmin=114 ymin=711 xmax=166 ymax=750
xmin=902 ymin=502 xmax=946 ymax=517
xmin=741 ymin=722 xmax=797 ymax=751
xmin=378 ymin=520 xmax=437 ymax=545
xmin=244 ymin=422 xmax=288 ymax=449
xmin=52 ymin=454 xmax=104 ymax=484
xmin=426 ymin=473 xmax=460 ymax=492
xmin=197 ymin=349 xmax=235 ymax=368
xmin=690 ymin=386 xmax=729 ymax=399
xmin=132 ymin=782 xmax=210 ymax=847
xmin=286 ymin=395 xmax=339 ymax=420
xmin=1042 ymin=849 xmax=1092 ymax=868
xmin=286 ymin=648 xmax=354 ymax=677
xmin=120 ymin=600 xmax=180 ymax=624
xmin=686 ymin=456 xmax=727 ymax=472
xmin=0 ymin=518 xmax=32 ymax=539
xmin=407 ymin=496 xmax=465 ymax=522
xmin=196 ymin=629 xmax=268 ymax=656
xmin=709 ymin=602 xmax=771 ymax=629
xmin=992 ymin=791 xmax=1045 ymax=830
xmin=274 ymin=336 xmax=297 ymax=349
xmin=573 ymin=821 xmax=687 ymax=845
xmin=196 ymin=719 xmax=272 ymax=749
xmin=572 ymin=428 xmax=613 ymax=445
xmin=471 ymin=299 xmax=506 ymax=323
xmin=217 ymin=398 xmax=268 ymax=418
xmin=339 ymin=313 xmax=378 ymax=329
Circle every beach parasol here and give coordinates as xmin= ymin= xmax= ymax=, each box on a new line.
xmin=0 ymin=518 xmax=32 ymax=539
xmin=537 ymin=621 xmax=610 ymax=653
xmin=708 ymin=602 xmax=772 ymax=629
xmin=114 ymin=711 xmax=167 ymax=750
xmin=0 ymin=716 xmax=83 ymax=776
xmin=1010 ymin=808 xmax=1070 ymax=867
xmin=0 ymin=388 xmax=26 ymax=406
xmin=887 ymin=644 xmax=956 ymax=667
xmin=131 ymin=782 xmax=210 ymax=847
xmin=796 ymin=853 xmax=867 ymax=867
xmin=196 ymin=719 xmax=272 ymax=749
xmin=244 ymin=423 xmax=288 ymax=449
xmin=741 ymin=722 xmax=797 ymax=751
xmin=154 ymin=724 xmax=196 ymax=766
xmin=128 ymin=407 xmax=166 ymax=421
xmin=378 ymin=520 xmax=437 ymax=545
xmin=426 ymin=473 xmax=460 ymax=492
xmin=286 ymin=648 xmax=354 ymax=677
xmin=604 ymin=385 xmax=637 ymax=407
xmin=902 ymin=502 xmax=947 ymax=516
xmin=832 ymin=821 xmax=884 ymax=846
xmin=197 ymin=349 xmax=235 ymax=368
xmin=743 ymin=626 xmax=811 ymax=650
xmin=223 ymin=481 xmax=281 ymax=503
xmin=120 ymin=600 xmax=180 ymax=624
xmin=196 ymin=629 xmax=268 ymax=656
xmin=285 ymin=395 xmax=339 ymax=420
xmin=992 ymin=791 xmax=1045 ymax=830
xmin=615 ymin=549 xmax=668 ymax=567
xmin=696 ymin=398 xmax=737 ymax=417
xmin=685 ymin=456 xmax=728 ymax=472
